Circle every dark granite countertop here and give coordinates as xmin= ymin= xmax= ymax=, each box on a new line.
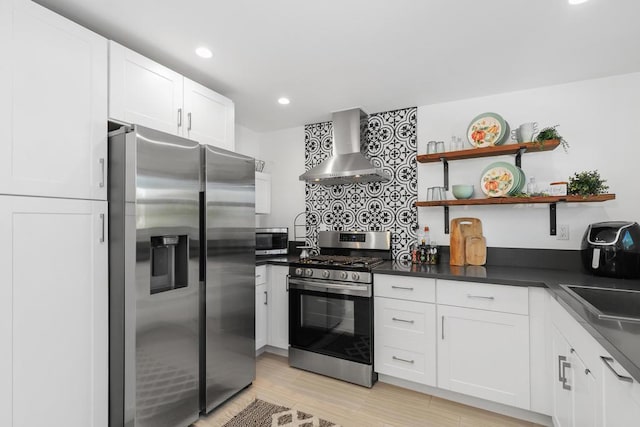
xmin=255 ymin=256 xmax=640 ymax=382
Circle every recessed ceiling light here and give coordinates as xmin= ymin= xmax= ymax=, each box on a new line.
xmin=278 ymin=97 xmax=290 ymax=105
xmin=195 ymin=46 xmax=213 ymax=59
xmin=568 ymin=0 xmax=589 ymax=4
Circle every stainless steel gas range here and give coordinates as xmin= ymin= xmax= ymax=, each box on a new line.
xmin=287 ymin=230 xmax=391 ymax=388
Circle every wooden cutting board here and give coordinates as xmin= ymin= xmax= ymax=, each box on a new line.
xmin=465 ymin=235 xmax=487 ymax=266
xmin=450 ymin=217 xmax=483 ymax=266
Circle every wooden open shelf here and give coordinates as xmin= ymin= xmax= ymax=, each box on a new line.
xmin=415 ymin=193 xmax=615 ymax=207
xmin=416 ymin=139 xmax=560 ymax=164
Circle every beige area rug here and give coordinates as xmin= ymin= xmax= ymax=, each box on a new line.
xmin=222 ymin=399 xmax=340 ymax=427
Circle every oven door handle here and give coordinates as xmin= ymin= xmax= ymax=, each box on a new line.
xmin=287 ymin=277 xmax=370 ymax=295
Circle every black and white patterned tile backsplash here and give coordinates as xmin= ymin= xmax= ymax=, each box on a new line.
xmin=305 ymin=107 xmax=417 ymax=262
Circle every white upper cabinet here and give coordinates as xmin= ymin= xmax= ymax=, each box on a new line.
xmin=108 ymin=42 xmax=235 ymax=151
xmin=183 ymin=78 xmax=234 ymax=151
xmin=255 ymin=171 xmax=271 ymax=214
xmin=108 ymin=41 xmax=183 ymax=135
xmin=0 ymin=0 xmax=108 ymax=200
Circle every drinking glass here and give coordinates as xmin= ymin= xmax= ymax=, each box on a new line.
xmin=427 ymin=141 xmax=437 ymax=154
xmin=436 ymin=141 xmax=445 ymax=153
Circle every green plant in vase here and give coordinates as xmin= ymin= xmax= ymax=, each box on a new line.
xmin=535 ymin=125 xmax=569 ymax=152
xmin=568 ymin=170 xmax=609 ymax=197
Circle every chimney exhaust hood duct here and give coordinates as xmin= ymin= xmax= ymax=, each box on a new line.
xmin=299 ymin=108 xmax=392 ymax=185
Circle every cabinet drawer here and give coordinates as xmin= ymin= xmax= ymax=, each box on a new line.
xmin=255 ymin=265 xmax=267 ymax=286
xmin=378 ymin=298 xmax=428 ymax=335
xmin=374 ymin=274 xmax=435 ymax=303
xmin=437 ymin=280 xmax=528 ymax=315
xmin=376 ymin=345 xmax=431 ymax=383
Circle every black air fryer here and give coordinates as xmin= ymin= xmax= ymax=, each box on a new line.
xmin=581 ymin=221 xmax=640 ymax=279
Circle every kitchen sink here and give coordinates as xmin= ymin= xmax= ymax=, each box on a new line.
xmin=560 ymin=284 xmax=640 ymax=323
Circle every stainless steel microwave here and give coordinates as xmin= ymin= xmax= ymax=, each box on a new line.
xmin=256 ymin=227 xmax=288 ymax=255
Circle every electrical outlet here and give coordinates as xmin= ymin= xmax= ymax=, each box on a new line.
xmin=557 ymin=224 xmax=570 ymax=240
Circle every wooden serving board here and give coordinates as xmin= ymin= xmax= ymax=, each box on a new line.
xmin=465 ymin=235 xmax=487 ymax=266
xmin=450 ymin=217 xmax=483 ymax=266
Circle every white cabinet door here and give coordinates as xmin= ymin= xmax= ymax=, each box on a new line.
xmin=551 ymin=324 xmax=597 ymax=427
xmin=267 ymin=265 xmax=289 ymax=350
xmin=0 ymin=0 xmax=107 ymax=200
xmin=437 ymin=304 xmax=530 ymax=409
xmin=109 ymin=41 xmax=183 ymax=136
xmin=573 ymin=355 xmax=597 ymax=427
xmin=599 ymin=354 xmax=640 ymax=426
xmin=255 ymin=172 xmax=271 ymax=215
xmin=0 ymin=196 xmax=108 ymax=427
xmin=256 ymin=283 xmax=268 ymax=350
xmin=551 ymin=325 xmax=574 ymax=427
xmin=184 ymin=78 xmax=234 ymax=150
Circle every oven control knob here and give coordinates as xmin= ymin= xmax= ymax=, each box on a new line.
xmin=352 ymin=272 xmax=360 ymax=281
xmin=305 ymin=269 xmax=313 ymax=277
xmin=295 ymin=268 xmax=303 ymax=276
xmin=322 ymin=270 xmax=330 ymax=278
xmin=339 ymin=271 xmax=348 ymax=280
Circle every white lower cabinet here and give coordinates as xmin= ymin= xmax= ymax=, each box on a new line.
xmin=599 ymin=353 xmax=640 ymax=426
xmin=255 ymin=283 xmax=268 ymax=350
xmin=267 ymin=265 xmax=289 ymax=350
xmin=0 ymin=196 xmax=108 ymax=427
xmin=437 ymin=304 xmax=531 ymax=409
xmin=550 ymin=294 xmax=640 ymax=427
xmin=255 ymin=265 xmax=268 ymax=350
xmin=374 ymin=297 xmax=436 ymax=386
xmin=551 ymin=324 xmax=597 ymax=427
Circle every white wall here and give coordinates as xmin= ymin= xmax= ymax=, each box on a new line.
xmin=417 ymin=72 xmax=640 ymax=249
xmin=235 ymin=124 xmax=261 ymax=159
xmin=257 ymin=126 xmax=306 ymax=239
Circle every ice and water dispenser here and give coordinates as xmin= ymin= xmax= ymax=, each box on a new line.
xmin=150 ymin=235 xmax=188 ymax=294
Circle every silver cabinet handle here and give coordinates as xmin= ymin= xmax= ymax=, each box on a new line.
xmin=558 ymin=355 xmax=564 ymax=382
xmin=264 ymin=291 xmax=268 ymax=305
xmin=99 ymin=213 xmax=105 ymax=243
xmin=256 ymin=274 xmax=262 ymax=278
xmin=558 ymin=355 xmax=571 ymax=390
xmin=392 ymin=356 xmax=414 ymax=364
xmin=467 ymin=294 xmax=495 ymax=300
xmin=99 ymin=158 xmax=105 ymax=188
xmin=562 ymin=361 xmax=572 ymax=390
xmin=441 ymin=315 xmax=445 ymax=340
xmin=187 ymin=112 xmax=192 ymax=131
xmin=601 ymin=356 xmax=633 ymax=383
xmin=391 ymin=286 xmax=414 ymax=291
xmin=177 ymin=108 xmax=183 ymax=127
xmin=392 ymin=317 xmax=415 ymax=324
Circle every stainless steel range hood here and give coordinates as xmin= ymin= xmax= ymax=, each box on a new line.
xmin=299 ymin=108 xmax=392 ymax=185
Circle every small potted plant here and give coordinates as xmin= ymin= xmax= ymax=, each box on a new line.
xmin=535 ymin=125 xmax=569 ymax=152
xmin=568 ymin=170 xmax=609 ymax=197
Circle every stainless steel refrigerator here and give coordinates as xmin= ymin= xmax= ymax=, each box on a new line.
xmin=201 ymin=144 xmax=256 ymax=413
xmin=108 ymin=125 xmax=255 ymax=427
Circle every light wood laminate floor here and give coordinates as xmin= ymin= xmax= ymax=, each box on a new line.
xmin=195 ymin=353 xmax=544 ymax=427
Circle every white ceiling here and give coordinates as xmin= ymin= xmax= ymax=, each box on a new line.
xmin=35 ymin=0 xmax=640 ymax=132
